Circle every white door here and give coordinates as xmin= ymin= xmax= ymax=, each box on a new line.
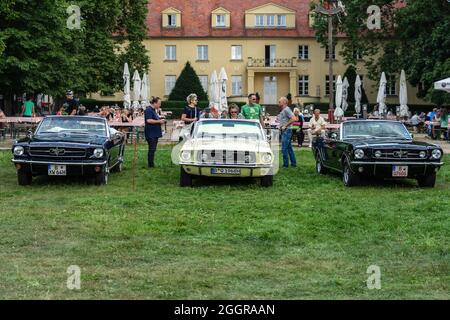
xmin=264 ymin=76 xmax=277 ymax=104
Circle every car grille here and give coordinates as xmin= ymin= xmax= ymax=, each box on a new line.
xmin=28 ymin=147 xmax=87 ymax=158
xmin=371 ymin=149 xmax=425 ymax=160
xmin=197 ymin=150 xmax=256 ymax=165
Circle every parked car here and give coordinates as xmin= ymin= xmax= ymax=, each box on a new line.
xmin=313 ymin=120 xmax=444 ymax=187
xmin=178 ymin=119 xmax=274 ymax=187
xmin=11 ymin=116 xmax=125 ymax=185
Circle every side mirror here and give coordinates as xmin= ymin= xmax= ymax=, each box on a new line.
xmin=410 ymin=133 xmax=414 ymax=139
xmin=266 ymin=134 xmax=272 ymax=142
xmin=26 ymin=129 xmax=33 ymax=138
xmin=183 ymin=131 xmax=190 ymax=140
xmin=330 ymin=132 xmax=338 ymax=140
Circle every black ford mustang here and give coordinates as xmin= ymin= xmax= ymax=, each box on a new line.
xmin=11 ymin=116 xmax=125 ymax=185
xmin=313 ymin=120 xmax=444 ymax=187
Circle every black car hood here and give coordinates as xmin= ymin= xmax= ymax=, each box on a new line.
xmin=18 ymin=135 xmax=106 ymax=146
xmin=345 ymin=138 xmax=441 ymax=150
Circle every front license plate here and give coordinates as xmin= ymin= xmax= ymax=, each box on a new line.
xmin=392 ymin=165 xmax=408 ymax=177
xmin=211 ymin=168 xmax=241 ymax=175
xmin=48 ymin=164 xmax=67 ymax=176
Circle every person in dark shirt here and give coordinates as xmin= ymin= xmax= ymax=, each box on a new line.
xmin=181 ymin=93 xmax=201 ymax=124
xmin=144 ymin=96 xmax=166 ymax=168
xmin=62 ymin=90 xmax=79 ymax=115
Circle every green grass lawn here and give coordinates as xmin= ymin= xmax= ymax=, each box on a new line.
xmin=0 ymin=146 xmax=449 ymax=299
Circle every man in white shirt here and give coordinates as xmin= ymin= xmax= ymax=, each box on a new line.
xmin=308 ymin=109 xmax=327 ymax=148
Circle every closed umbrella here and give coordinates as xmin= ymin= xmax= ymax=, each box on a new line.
xmin=377 ymin=72 xmax=387 ymax=117
xmin=140 ymin=73 xmax=149 ymax=108
xmin=354 ymin=75 xmax=362 ymax=116
xmin=399 ymin=70 xmax=409 ymax=118
xmin=218 ymin=67 xmax=228 ymax=113
xmin=209 ymin=70 xmax=219 ymax=108
xmin=132 ymin=70 xmax=141 ymax=110
xmin=334 ymin=75 xmax=344 ymax=119
xmin=342 ymin=76 xmax=349 ymax=112
xmin=434 ymin=77 xmax=450 ymax=93
xmin=123 ymin=63 xmax=131 ymax=109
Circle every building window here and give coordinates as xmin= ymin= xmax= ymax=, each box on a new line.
xmin=325 ymin=75 xmax=336 ymax=96
xmin=197 ymin=45 xmax=208 ymax=61
xmin=387 ymin=75 xmax=396 ymax=95
xmin=256 ymin=15 xmax=264 ymax=27
xmin=216 ymin=14 xmax=226 ymax=27
xmin=199 ymin=75 xmax=208 ymax=93
xmin=298 ymin=45 xmax=309 ymax=60
xmin=325 ymin=45 xmax=336 ymax=60
xmin=298 ymin=75 xmax=309 ymax=96
xmin=165 ymin=76 xmax=176 ymax=96
xmin=231 ymin=76 xmax=242 ymax=96
xmin=231 ymin=45 xmax=242 ymax=60
xmin=167 ymin=14 xmax=176 ymax=27
xmin=165 ymin=45 xmax=176 ymax=60
xmin=266 ymin=15 xmax=275 ymax=26
xmin=277 ymin=15 xmax=286 ymax=27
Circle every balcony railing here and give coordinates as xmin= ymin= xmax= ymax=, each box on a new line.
xmin=247 ymin=57 xmax=297 ymax=68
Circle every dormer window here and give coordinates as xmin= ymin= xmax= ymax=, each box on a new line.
xmin=162 ymin=7 xmax=181 ymax=28
xmin=216 ymin=15 xmax=225 ymax=27
xmin=212 ymin=7 xmax=231 ymax=28
xmin=167 ymin=14 xmax=176 ymax=27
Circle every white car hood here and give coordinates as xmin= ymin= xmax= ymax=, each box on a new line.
xmin=184 ymin=138 xmax=271 ymax=153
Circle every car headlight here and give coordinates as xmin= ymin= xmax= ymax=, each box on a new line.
xmin=431 ymin=149 xmax=442 ymax=160
xmin=374 ymin=150 xmax=382 ymax=158
xmin=201 ymin=153 xmax=208 ymax=162
xmin=419 ymin=151 xmax=427 ymax=159
xmin=261 ymin=153 xmax=272 ymax=164
xmin=13 ymin=146 xmax=24 ymax=156
xmin=354 ymin=149 xmax=365 ymax=159
xmin=181 ymin=150 xmax=191 ymax=161
xmin=93 ymin=148 xmax=104 ymax=158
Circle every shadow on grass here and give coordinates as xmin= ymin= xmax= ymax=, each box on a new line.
xmin=323 ymin=171 xmax=419 ymax=188
xmin=192 ymin=176 xmax=262 ymax=188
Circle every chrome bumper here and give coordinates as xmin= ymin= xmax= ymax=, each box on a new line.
xmin=12 ymin=159 xmax=108 ymax=166
xmin=351 ymin=161 xmax=444 ymax=166
xmin=179 ymin=161 xmax=272 ymax=168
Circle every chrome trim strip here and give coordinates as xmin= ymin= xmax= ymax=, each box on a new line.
xmin=12 ymin=159 xmax=107 ymax=166
xmin=180 ymin=162 xmax=272 ymax=168
xmin=351 ymin=161 xmax=444 ymax=165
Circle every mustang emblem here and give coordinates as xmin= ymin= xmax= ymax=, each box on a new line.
xmin=49 ymin=148 xmax=65 ymax=156
xmin=393 ymin=150 xmax=408 ymax=158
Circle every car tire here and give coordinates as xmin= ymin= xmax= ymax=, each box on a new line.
xmin=180 ymin=167 xmax=193 ymax=187
xmin=95 ymin=170 xmax=108 ymax=186
xmin=315 ymin=151 xmax=328 ymax=175
xmin=343 ymin=162 xmax=360 ymax=187
xmin=417 ymin=173 xmax=436 ymax=188
xmin=261 ymin=174 xmax=273 ymax=187
xmin=18 ymin=169 xmax=32 ymax=186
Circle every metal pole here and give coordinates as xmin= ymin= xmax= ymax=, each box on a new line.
xmin=328 ymin=14 xmax=335 ymax=124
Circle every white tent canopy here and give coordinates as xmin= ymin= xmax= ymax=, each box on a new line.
xmin=342 ymin=76 xmax=349 ymax=112
xmin=140 ymin=73 xmax=149 ymax=108
xmin=209 ymin=70 xmax=219 ymax=109
xmin=354 ymin=75 xmax=362 ymax=115
xmin=123 ymin=63 xmax=131 ymax=109
xmin=377 ymin=72 xmax=387 ymax=116
xmin=218 ymin=67 xmax=228 ymax=112
xmin=132 ymin=70 xmax=141 ymax=110
xmin=334 ymin=75 xmax=344 ymax=119
xmin=399 ymin=69 xmax=409 ymax=117
xmin=434 ymin=77 xmax=450 ymax=93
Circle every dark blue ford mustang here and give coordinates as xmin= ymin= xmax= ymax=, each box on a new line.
xmin=11 ymin=116 xmax=125 ymax=185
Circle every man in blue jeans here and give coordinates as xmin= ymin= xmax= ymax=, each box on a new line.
xmin=277 ymin=97 xmax=297 ymax=168
xmin=144 ymin=97 xmax=166 ymax=168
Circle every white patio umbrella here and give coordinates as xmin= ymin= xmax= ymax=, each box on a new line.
xmin=140 ymin=73 xmax=149 ymax=108
xmin=434 ymin=77 xmax=450 ymax=93
xmin=377 ymin=72 xmax=387 ymax=116
xmin=218 ymin=67 xmax=228 ymax=112
xmin=209 ymin=70 xmax=219 ymax=108
xmin=334 ymin=75 xmax=344 ymax=119
xmin=132 ymin=70 xmax=141 ymax=110
xmin=399 ymin=69 xmax=409 ymax=117
xmin=342 ymin=76 xmax=349 ymax=112
xmin=123 ymin=63 xmax=131 ymax=109
xmin=354 ymin=75 xmax=362 ymax=116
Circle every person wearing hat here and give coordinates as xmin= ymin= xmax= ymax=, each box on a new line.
xmin=61 ymin=90 xmax=79 ymax=115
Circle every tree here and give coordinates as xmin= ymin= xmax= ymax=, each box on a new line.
xmin=342 ymin=65 xmax=368 ymax=104
xmin=168 ymin=62 xmax=208 ymax=101
xmin=312 ymin=0 xmax=450 ymax=105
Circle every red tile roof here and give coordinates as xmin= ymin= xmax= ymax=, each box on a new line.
xmin=147 ymin=0 xmax=316 ymax=38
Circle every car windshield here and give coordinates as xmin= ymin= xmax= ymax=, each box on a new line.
xmin=342 ymin=121 xmax=412 ymax=140
xmin=36 ymin=117 xmax=108 ymax=136
xmin=194 ymin=120 xmax=263 ymax=140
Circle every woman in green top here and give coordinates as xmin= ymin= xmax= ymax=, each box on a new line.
xmin=22 ymin=96 xmax=35 ymax=117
